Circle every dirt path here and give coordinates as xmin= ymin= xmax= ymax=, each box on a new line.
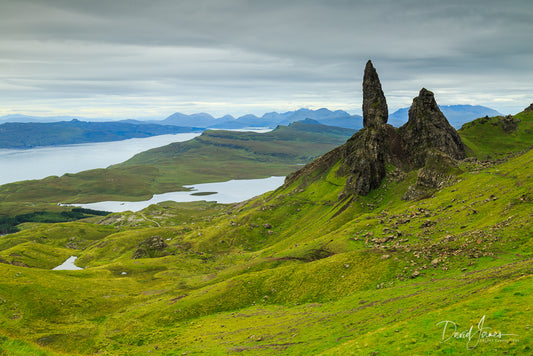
xmin=139 ymin=212 xmax=161 ymax=227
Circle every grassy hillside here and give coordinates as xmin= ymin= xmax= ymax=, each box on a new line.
xmin=0 ymin=111 xmax=531 ymax=355
xmin=458 ymin=108 xmax=533 ymax=159
xmin=0 ymin=122 xmax=355 ymax=216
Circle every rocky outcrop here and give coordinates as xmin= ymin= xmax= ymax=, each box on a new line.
xmin=133 ymin=235 xmax=169 ymax=259
xmin=285 ymin=61 xmax=469 ymax=201
xmin=403 ymin=150 xmax=462 ymax=200
xmin=497 ymin=115 xmax=521 ymax=132
xmin=341 ymin=124 xmax=405 ymax=196
xmin=362 ymin=60 xmax=388 ymax=128
xmin=524 ymin=103 xmax=533 ymax=112
xmin=400 ymin=88 xmax=466 ymax=167
xmin=343 ymin=66 xmax=470 ymax=198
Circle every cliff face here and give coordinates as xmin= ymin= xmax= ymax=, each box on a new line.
xmin=288 ymin=60 xmax=468 ymax=200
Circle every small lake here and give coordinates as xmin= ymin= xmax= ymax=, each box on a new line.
xmin=70 ymin=176 xmax=286 ymax=212
xmin=52 ymin=256 xmax=83 ymax=271
xmin=0 ymin=133 xmax=200 ymax=185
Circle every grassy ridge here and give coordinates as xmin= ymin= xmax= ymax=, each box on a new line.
xmin=0 ymin=208 xmax=110 ymax=235
xmin=458 ymin=109 xmax=533 ymax=159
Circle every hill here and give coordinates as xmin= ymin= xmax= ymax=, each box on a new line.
xmin=0 ymin=63 xmax=531 ymax=355
xmin=160 ymin=112 xmax=229 ymax=127
xmin=458 ymin=106 xmax=533 ymax=159
xmin=0 ymin=120 xmax=202 ymax=149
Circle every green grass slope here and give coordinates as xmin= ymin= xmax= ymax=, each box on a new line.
xmin=458 ymin=106 xmax=533 ymax=159
xmin=0 ymin=138 xmax=531 ymax=355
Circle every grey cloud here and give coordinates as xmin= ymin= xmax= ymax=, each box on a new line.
xmin=0 ymin=0 xmax=532 ymax=117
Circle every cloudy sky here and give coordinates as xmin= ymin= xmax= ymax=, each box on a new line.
xmin=1 ymin=0 xmax=532 ymax=119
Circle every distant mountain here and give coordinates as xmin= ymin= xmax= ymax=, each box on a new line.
xmin=0 ymin=114 xmax=80 ymax=123
xmin=160 ymin=108 xmax=363 ymax=130
xmin=276 ymin=108 xmax=363 ymax=130
xmin=0 ymin=114 xmax=162 ymax=124
xmin=389 ymin=105 xmax=501 ymax=128
xmin=156 ymin=105 xmax=496 ymax=131
xmin=211 ymin=114 xmax=267 ymax=129
xmin=0 ymin=119 xmax=202 ymax=149
xmin=161 ymin=112 xmax=229 ymax=127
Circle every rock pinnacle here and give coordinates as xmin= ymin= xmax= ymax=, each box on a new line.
xmin=362 ymin=60 xmax=388 ymax=128
xmin=400 ymin=88 xmax=466 ymax=166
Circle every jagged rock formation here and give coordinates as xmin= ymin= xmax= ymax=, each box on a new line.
xmin=524 ymin=103 xmax=533 ymax=112
xmin=341 ymin=125 xmax=405 ymax=196
xmin=285 ymin=61 xmax=397 ymax=195
xmin=362 ymin=60 xmax=388 ymax=128
xmin=286 ymin=60 xmax=467 ymax=200
xmin=399 ymin=88 xmax=466 ymax=167
xmin=340 ymin=60 xmax=404 ymax=196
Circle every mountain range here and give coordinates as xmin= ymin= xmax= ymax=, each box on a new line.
xmin=124 ymin=108 xmax=364 ymax=130
xmin=126 ymin=105 xmax=501 ymax=130
xmin=2 ymin=105 xmax=500 ymax=131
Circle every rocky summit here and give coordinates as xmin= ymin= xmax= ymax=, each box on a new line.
xmin=288 ymin=61 xmax=468 ymax=200
xmin=400 ymin=88 xmax=466 ymax=167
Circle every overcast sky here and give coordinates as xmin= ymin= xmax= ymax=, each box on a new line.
xmin=1 ymin=0 xmax=532 ymax=119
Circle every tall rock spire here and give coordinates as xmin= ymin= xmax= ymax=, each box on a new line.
xmin=362 ymin=60 xmax=388 ymax=128
xmin=340 ymin=61 xmax=403 ymax=196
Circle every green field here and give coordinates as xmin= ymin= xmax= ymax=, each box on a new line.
xmin=0 ymin=109 xmax=532 ymax=355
